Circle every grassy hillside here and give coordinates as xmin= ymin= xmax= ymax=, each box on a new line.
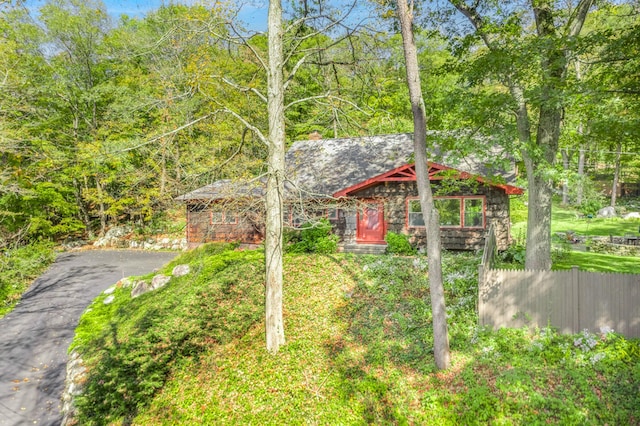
xmin=72 ymin=244 xmax=640 ymax=425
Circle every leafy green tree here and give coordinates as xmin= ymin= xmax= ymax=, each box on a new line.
xmin=0 ymin=3 xmax=87 ymax=242
xmin=445 ymin=0 xmax=594 ymax=270
xmin=577 ymin=4 xmax=640 ymax=206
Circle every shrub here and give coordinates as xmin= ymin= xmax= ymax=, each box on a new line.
xmin=578 ymin=198 xmax=604 ymax=217
xmin=385 ymin=231 xmax=416 ymax=255
xmin=497 ymin=242 xmax=525 ymax=266
xmin=286 ymin=219 xmax=338 ymax=254
xmin=574 ymin=179 xmax=606 ymax=216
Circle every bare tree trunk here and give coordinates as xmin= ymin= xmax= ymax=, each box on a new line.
xmin=74 ymin=178 xmax=93 ymax=239
xmin=576 ymin=147 xmax=586 ymax=205
xmin=523 ymin=154 xmax=553 ymax=270
xmin=561 ymin=149 xmax=570 ymax=205
xmin=508 ymin=83 xmax=553 ymax=271
xmin=524 ymin=96 xmax=560 ymax=271
xmin=96 ymin=178 xmax=107 ymax=236
xmin=160 ymin=137 xmax=167 ymax=196
xmin=611 ymin=141 xmax=622 ymax=207
xmin=574 ymin=61 xmax=586 ymax=206
xmin=396 ymin=0 xmax=450 ymax=370
xmin=265 ymin=0 xmax=286 ymax=354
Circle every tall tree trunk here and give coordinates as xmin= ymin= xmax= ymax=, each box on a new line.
xmin=523 ymin=155 xmax=553 ymax=270
xmin=574 ymin=61 xmax=586 ymax=206
xmin=396 ymin=0 xmax=450 ymax=370
xmin=507 ymin=83 xmax=553 ymax=270
xmin=611 ymin=141 xmax=622 ymax=207
xmin=265 ymin=0 xmax=286 ymax=354
xmin=96 ymin=178 xmax=107 ymax=236
xmin=160 ymin=137 xmax=167 ymax=196
xmin=576 ymin=146 xmax=586 ymax=205
xmin=74 ymin=178 xmax=93 ymax=239
xmin=561 ymin=149 xmax=570 ymax=205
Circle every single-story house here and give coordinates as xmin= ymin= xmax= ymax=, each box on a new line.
xmin=177 ymin=133 xmax=523 ymax=252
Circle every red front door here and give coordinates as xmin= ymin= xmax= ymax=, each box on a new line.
xmin=356 ymin=201 xmax=385 ymax=243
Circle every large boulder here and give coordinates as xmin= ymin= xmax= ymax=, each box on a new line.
xmin=131 ymin=280 xmax=152 ymax=298
xmin=172 ymin=264 xmax=190 ymax=277
xmin=622 ymin=212 xmax=640 ymax=220
xmin=151 ymin=274 xmax=171 ymax=290
xmin=596 ymin=206 xmax=616 ymax=218
xmin=93 ymin=226 xmax=132 ymax=247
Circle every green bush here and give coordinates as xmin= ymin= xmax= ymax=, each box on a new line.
xmin=497 ymin=242 xmax=526 ymax=266
xmin=286 ymin=219 xmax=338 ymax=254
xmin=0 ymin=182 xmax=84 ymax=241
xmin=384 ymin=231 xmax=416 ymax=255
xmin=578 ymin=198 xmax=604 ymax=217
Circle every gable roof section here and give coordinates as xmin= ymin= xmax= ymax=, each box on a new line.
xmin=285 ymin=133 xmax=415 ymax=197
xmin=333 ymin=163 xmax=524 ymax=197
xmin=178 ymin=132 xmax=522 ymax=202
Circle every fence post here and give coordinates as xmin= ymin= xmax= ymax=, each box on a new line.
xmin=478 ymin=223 xmax=495 ymax=328
xmin=477 ymin=263 xmax=484 ymax=327
xmin=572 ymin=266 xmax=580 ymax=333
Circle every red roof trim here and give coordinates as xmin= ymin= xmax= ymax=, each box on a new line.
xmin=333 ymin=163 xmax=524 ymax=197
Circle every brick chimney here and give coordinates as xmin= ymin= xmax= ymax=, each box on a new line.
xmin=308 ymin=130 xmax=322 ymax=140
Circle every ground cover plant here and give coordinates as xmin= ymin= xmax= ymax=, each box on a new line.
xmin=0 ymin=242 xmax=56 ymax=318
xmin=71 ymin=244 xmax=640 ymax=425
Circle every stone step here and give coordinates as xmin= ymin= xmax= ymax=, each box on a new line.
xmin=342 ymin=243 xmax=387 ymax=255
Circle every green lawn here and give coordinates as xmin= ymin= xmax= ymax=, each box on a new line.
xmin=554 ymin=250 xmax=640 ymax=274
xmin=70 ymin=244 xmax=640 ymax=425
xmin=551 ymin=203 xmax=640 ymax=238
xmin=508 ymin=196 xmax=640 ymax=273
xmin=511 ymin=196 xmax=640 ymax=240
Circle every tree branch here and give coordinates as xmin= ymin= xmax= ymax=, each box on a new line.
xmin=452 ymin=1 xmax=495 ymax=50
xmin=221 ymin=77 xmax=267 ymax=103
xmin=120 ymin=113 xmax=213 ymax=153
xmin=567 ymin=0 xmax=594 ymax=38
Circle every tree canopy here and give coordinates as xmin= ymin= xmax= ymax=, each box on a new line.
xmin=0 ymin=0 xmax=637 ymax=254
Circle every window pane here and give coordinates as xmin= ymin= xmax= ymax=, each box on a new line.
xmin=211 ymin=212 xmax=224 ymax=224
xmin=223 ymin=213 xmax=237 ymax=224
xmin=435 ymin=198 xmax=461 ymax=227
xmin=464 ymin=198 xmax=483 ymax=228
xmin=327 ymin=208 xmax=339 ymax=220
xmin=408 ymin=200 xmax=424 ymax=227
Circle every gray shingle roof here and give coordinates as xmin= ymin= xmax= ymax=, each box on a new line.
xmin=178 ymin=132 xmax=517 ymax=201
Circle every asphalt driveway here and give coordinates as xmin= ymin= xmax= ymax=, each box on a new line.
xmin=0 ymin=250 xmax=177 ymax=426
